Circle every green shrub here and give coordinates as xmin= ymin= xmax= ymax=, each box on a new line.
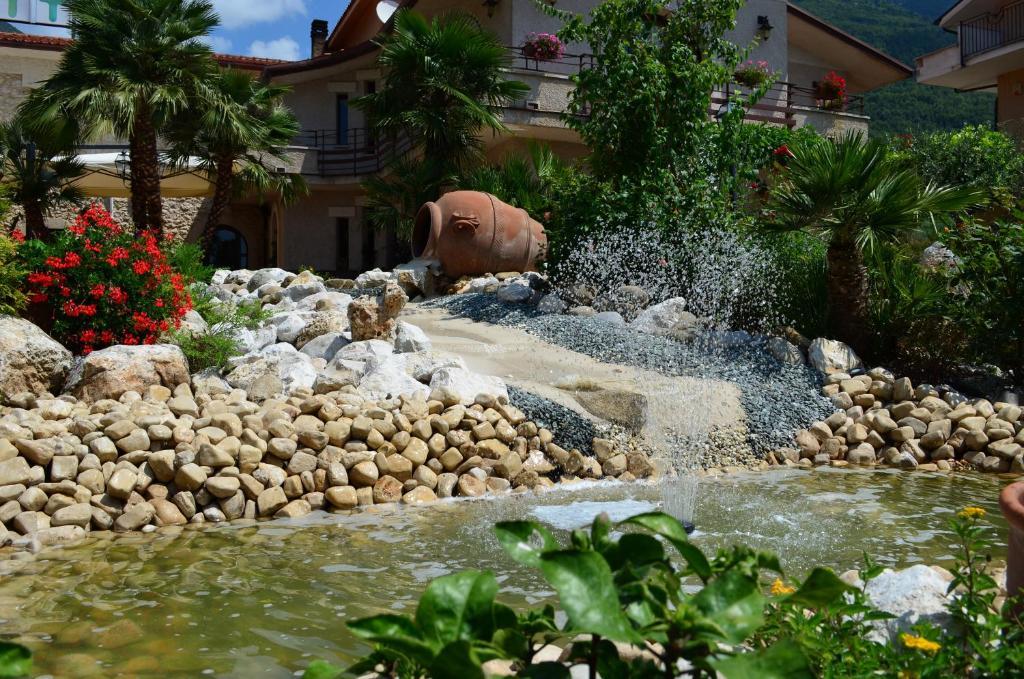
xmin=305 ymin=508 xmax=1021 ymax=679
xmin=0 ymin=231 xmax=27 ymax=315
xmin=166 ymin=241 xmax=214 ymax=285
xmin=0 ymin=640 xmax=32 ymax=678
xmin=165 ymin=285 xmax=270 ymax=372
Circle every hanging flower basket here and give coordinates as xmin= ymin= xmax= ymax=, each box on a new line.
xmin=522 ymin=33 xmax=565 ymax=61
xmin=734 ymin=60 xmax=772 ymax=88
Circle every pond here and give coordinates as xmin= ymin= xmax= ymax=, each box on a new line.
xmin=0 ymin=469 xmax=1009 ymax=678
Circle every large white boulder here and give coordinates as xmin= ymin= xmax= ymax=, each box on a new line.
xmin=281 ymin=282 xmax=326 ymax=303
xmin=268 ymin=312 xmax=310 ymax=344
xmin=404 ymin=353 xmax=467 ymax=382
xmin=359 ymin=354 xmax=429 ymax=400
xmin=300 ymin=332 xmax=350 ymax=362
xmin=808 ymin=338 xmax=863 ymax=376
xmin=395 ymin=322 xmax=432 ymax=353
xmin=225 ymin=343 xmax=317 ymax=397
xmin=429 ymin=367 xmax=508 ymax=405
xmin=859 ymin=565 xmax=954 ymax=643
xmin=246 ymin=267 xmax=293 ymax=292
xmin=355 ymin=268 xmax=396 ymax=289
xmin=296 ymin=291 xmax=353 ymax=312
xmin=220 ymin=324 xmax=276 ymax=354
xmin=337 ymin=339 xmax=394 ymax=363
xmin=0 ymin=316 xmax=73 ymax=402
xmin=64 ymin=344 xmax=189 ymax=401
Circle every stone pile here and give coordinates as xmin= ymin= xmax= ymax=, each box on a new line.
xmin=779 ymin=369 xmax=1024 ymax=473
xmin=0 ymin=380 xmax=653 ymax=551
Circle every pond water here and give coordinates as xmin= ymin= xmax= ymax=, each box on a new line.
xmin=0 ymin=469 xmax=1009 ymax=678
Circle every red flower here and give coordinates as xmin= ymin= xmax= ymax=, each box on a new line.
xmin=29 ymin=293 xmax=48 ymax=304
xmin=9 ymin=230 xmax=24 ymax=243
xmin=132 ymin=260 xmax=151 ymax=275
xmin=45 ymin=256 xmax=64 ymax=269
xmin=100 ymin=330 xmax=114 ymax=344
xmin=80 ymin=329 xmax=97 ymax=344
xmin=122 ymin=334 xmax=139 ymax=345
xmin=27 ymin=272 xmax=54 ymax=287
xmin=154 ymin=298 xmax=164 ymax=308
xmin=60 ymin=287 xmax=71 ymax=298
xmin=89 ymin=284 xmax=105 ymax=299
xmin=108 ymin=287 xmax=128 ymax=304
xmin=773 ymin=144 xmax=794 ymax=158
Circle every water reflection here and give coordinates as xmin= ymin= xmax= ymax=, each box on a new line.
xmin=0 ymin=469 xmax=1009 ymax=678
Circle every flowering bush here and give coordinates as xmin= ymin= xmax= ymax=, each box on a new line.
xmin=522 ymin=32 xmax=564 ymax=61
xmin=20 ymin=204 xmax=191 ymax=354
xmin=816 ymin=71 xmax=847 ymax=109
xmin=734 ymin=59 xmax=772 ymax=87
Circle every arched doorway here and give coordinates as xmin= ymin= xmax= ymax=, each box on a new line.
xmin=206 ymin=226 xmax=248 ymax=269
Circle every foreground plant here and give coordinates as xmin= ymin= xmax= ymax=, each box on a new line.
xmin=304 ymin=507 xmax=1022 ymax=678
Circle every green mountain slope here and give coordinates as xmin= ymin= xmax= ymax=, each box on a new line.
xmin=794 ymin=0 xmax=995 ymax=136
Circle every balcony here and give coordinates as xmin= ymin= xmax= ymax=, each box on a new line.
xmin=960 ymin=0 xmax=1024 ymax=61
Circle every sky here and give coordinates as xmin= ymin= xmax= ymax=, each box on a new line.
xmin=12 ymin=1 xmax=353 ymax=62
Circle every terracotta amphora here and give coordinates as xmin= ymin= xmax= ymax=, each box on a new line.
xmin=412 ymin=191 xmax=547 ymax=278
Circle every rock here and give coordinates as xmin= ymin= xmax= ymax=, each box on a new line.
xmin=767 ymin=337 xmax=804 ymax=366
xmin=429 ymin=367 xmax=508 ymax=406
xmin=395 ymin=322 xmax=432 ymax=353
xmin=360 ymin=355 xmax=430 ymax=401
xmin=593 ymin=311 xmax=626 ymax=326
xmin=537 ymin=294 xmax=567 ymax=315
xmin=257 ymin=486 xmax=288 ymax=516
xmin=205 ymin=476 xmax=241 ymax=499
xmin=274 ymin=499 xmax=311 ymax=519
xmin=574 ymin=389 xmax=648 ymax=432
xmin=372 ymin=476 xmax=403 ymax=504
xmin=269 ymin=312 xmax=309 ymax=344
xmin=50 ymin=503 xmax=92 ymax=527
xmin=350 ymin=461 xmax=379 ymax=487
xmin=808 ymin=338 xmax=863 ymax=376
xmin=295 ymin=311 xmax=350 ymax=348
xmin=919 ymin=242 xmax=958 ymax=271
xmin=65 ymin=344 xmax=189 ymax=402
xmin=224 ymin=325 xmax=276 ymax=354
xmin=594 ymin=285 xmax=650 ymax=320
xmin=860 ymin=565 xmax=953 ymax=643
xmin=402 ymin=486 xmax=437 ymax=504
xmin=0 ymin=316 xmax=73 ymax=402
xmin=325 ymin=485 xmax=358 ymax=509
xmin=246 ymin=267 xmax=293 ymax=291
xmin=0 ymin=457 xmax=31 ymax=486
xmin=349 ymin=283 xmax=407 ymax=341
xmin=226 ymin=343 xmax=317 ymax=396
xmin=393 ymin=259 xmax=443 ymax=297
xmin=846 ymin=444 xmax=876 ymax=466
xmin=496 ymin=281 xmax=533 ymax=303
xmin=457 ymin=474 xmax=486 ymax=497
xmin=106 ymin=469 xmax=138 ymax=500
xmin=299 ymin=332 xmax=350 ymax=362
xmin=629 ymin=298 xmax=691 ymax=335
xmin=602 ymin=453 xmax=628 ymax=476
xmin=113 ymin=502 xmax=156 ymax=532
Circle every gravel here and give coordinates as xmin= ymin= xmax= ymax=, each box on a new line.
xmin=507 ymin=385 xmax=600 ymax=454
xmin=429 ymin=294 xmax=835 ymax=454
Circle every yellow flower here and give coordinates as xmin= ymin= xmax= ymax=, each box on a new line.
xmin=770 ymin=578 xmax=796 ymax=596
xmin=901 ymin=633 xmax=941 ymax=654
xmin=958 ymin=507 xmax=987 ymax=520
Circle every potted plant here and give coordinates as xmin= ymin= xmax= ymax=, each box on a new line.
xmin=816 ymin=71 xmax=847 ymax=110
xmin=734 ymin=60 xmax=772 ymax=88
xmin=522 ymin=33 xmax=565 ymax=61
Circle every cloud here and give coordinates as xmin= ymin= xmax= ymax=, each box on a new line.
xmin=201 ymin=35 xmax=234 ymax=54
xmin=248 ymin=37 xmax=301 ymax=61
xmin=212 ymin=0 xmax=307 ymax=29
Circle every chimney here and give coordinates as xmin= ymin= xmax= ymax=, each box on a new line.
xmin=311 ymin=19 xmax=329 ymax=57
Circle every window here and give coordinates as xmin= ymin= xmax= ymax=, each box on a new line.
xmin=336 ymin=217 xmax=350 ymax=274
xmin=205 ymin=226 xmax=248 ymax=269
xmin=336 ymin=94 xmax=349 ymax=145
xmin=362 ymin=222 xmax=376 ymax=271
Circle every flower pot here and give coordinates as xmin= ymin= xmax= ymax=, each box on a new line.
xmin=1000 ymin=482 xmax=1024 ymax=605
xmin=412 ymin=191 xmax=548 ymax=278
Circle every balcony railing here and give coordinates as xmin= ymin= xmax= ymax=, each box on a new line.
xmin=960 ymin=0 xmax=1024 ymax=61
xmin=713 ymin=80 xmax=865 ymax=126
xmin=292 ymin=127 xmax=414 ymax=177
xmin=504 ymin=45 xmax=594 ymax=76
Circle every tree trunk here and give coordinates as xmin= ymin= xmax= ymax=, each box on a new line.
xmin=132 ymin=103 xmax=164 ymax=237
xmin=23 ymin=201 xmax=47 ymax=241
xmin=128 ymin=130 xmax=148 ymax=231
xmin=826 ymin=237 xmax=870 ymax=355
xmin=201 ymin=154 xmax=236 ymax=256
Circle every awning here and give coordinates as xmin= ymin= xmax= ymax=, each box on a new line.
xmin=71 ymin=153 xmax=215 ymax=198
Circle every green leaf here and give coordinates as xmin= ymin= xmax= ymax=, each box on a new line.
xmin=617 ymin=533 xmax=666 ymax=566
xmin=539 ymin=550 xmax=641 ymax=643
xmin=710 ymin=639 xmax=813 ymax=679
xmin=591 ymin=511 xmax=613 ymax=551
xmin=619 ymin=512 xmax=712 ymax=582
xmin=692 ymin=570 xmax=766 ymax=643
xmin=0 ymin=643 xmax=32 ymax=679
xmin=492 ymin=628 xmax=530 ymax=659
xmin=426 ymin=640 xmax=487 ymax=679
xmin=786 ymin=568 xmax=852 ymax=608
xmin=494 ymin=521 xmax=558 ymax=568
xmin=415 ymin=570 xmax=499 ymax=646
xmin=347 ymin=613 xmax=419 ymax=641
xmin=523 ymin=662 xmax=573 ymax=679
xmin=301 ymin=660 xmax=344 ymax=679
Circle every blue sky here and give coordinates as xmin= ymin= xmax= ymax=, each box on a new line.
xmin=15 ymin=1 xmax=353 ymax=61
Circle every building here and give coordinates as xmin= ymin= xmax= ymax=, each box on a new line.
xmin=916 ymin=0 xmax=1024 ymax=138
xmin=0 ymin=0 xmax=911 ymax=274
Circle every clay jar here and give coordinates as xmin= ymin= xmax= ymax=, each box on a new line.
xmin=412 ymin=191 xmax=547 ymax=278
xmin=1001 ymin=482 xmax=1024 ymax=607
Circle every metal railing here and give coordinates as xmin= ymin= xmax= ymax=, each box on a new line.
xmin=292 ymin=127 xmax=414 ymax=177
xmin=505 ymin=45 xmax=594 ymax=76
xmin=710 ymin=80 xmax=866 ymax=126
xmin=960 ymin=0 xmax=1024 ymax=61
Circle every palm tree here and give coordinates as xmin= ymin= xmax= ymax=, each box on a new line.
xmin=165 ymin=69 xmax=305 ymax=255
xmin=766 ymin=132 xmax=984 ymax=353
xmin=0 ymin=118 xmax=83 ymax=240
xmin=22 ymin=0 xmax=218 ymax=236
xmin=356 ymin=10 xmax=529 ymax=173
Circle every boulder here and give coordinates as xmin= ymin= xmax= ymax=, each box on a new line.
xmin=295 ymin=311 xmax=350 ymax=348
xmin=246 ymin=267 xmax=293 ymax=292
xmin=593 ymin=311 xmax=626 ymax=326
xmin=225 ymin=343 xmax=317 ymax=396
xmin=0 ymin=316 xmax=73 ymax=402
xmin=859 ymin=565 xmax=954 ymax=643
xmin=593 ymin=285 xmax=650 ymax=320
xmin=359 ymin=355 xmax=430 ymax=401
xmin=393 ymin=259 xmax=443 ymax=297
xmin=536 ymin=294 xmax=567 ymax=315
xmin=629 ymin=298 xmax=690 ymax=335
xmin=395 ymin=322 xmax=432 ymax=353
xmin=268 ymin=312 xmax=310 ymax=344
xmin=348 ymin=283 xmax=407 ymax=341
xmin=64 ymin=344 xmax=189 ymax=402
xmin=808 ymin=338 xmax=863 ymax=376
xmin=575 ymin=388 xmax=648 ymax=432
xmin=337 ymin=339 xmax=393 ymax=363
xmin=299 ymin=332 xmax=350 ymax=362
xmin=429 ymin=367 xmax=508 ymax=405
xmin=767 ymin=337 xmax=804 ymax=366
xmin=496 ymin=280 xmax=533 ymax=303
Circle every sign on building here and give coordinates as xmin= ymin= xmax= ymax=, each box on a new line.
xmin=4 ymin=1 xmax=68 ymax=28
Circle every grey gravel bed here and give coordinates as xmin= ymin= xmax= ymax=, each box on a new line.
xmin=428 ymin=294 xmax=834 ymax=454
xmin=507 ymin=385 xmax=600 ymax=454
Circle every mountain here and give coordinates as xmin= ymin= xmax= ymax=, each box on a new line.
xmin=793 ymin=0 xmax=995 ymax=136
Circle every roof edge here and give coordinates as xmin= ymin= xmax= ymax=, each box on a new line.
xmin=786 ymin=3 xmax=914 ymax=76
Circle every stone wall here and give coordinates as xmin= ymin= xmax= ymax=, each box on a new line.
xmin=0 ymin=72 xmax=29 ymax=122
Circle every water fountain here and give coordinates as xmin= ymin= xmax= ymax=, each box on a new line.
xmin=661 ymin=474 xmax=699 ymax=534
